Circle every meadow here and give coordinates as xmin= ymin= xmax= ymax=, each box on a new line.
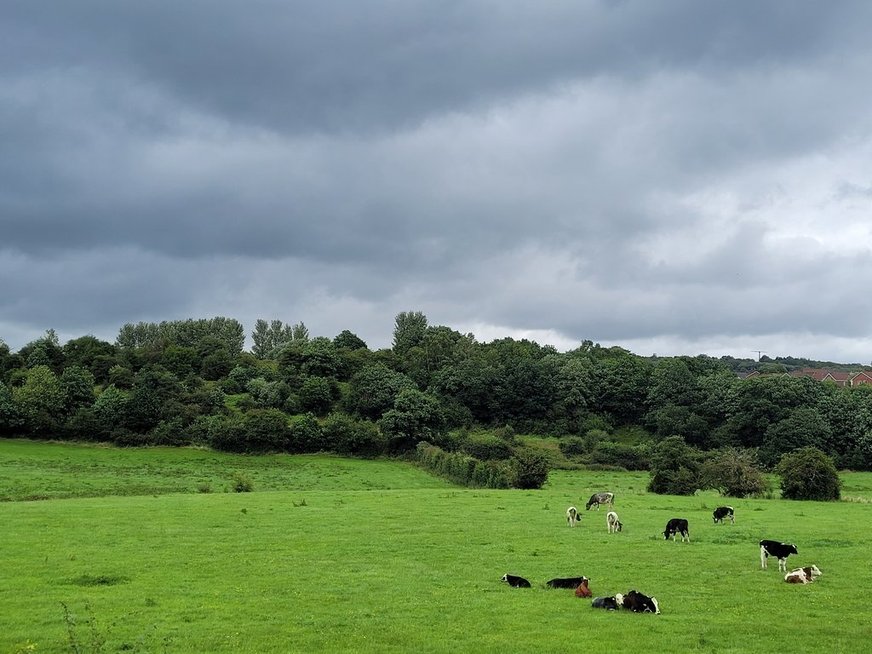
xmin=2 ymin=439 xmax=871 ymax=653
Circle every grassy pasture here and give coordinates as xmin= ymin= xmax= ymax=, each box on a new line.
xmin=1 ymin=440 xmax=871 ymax=653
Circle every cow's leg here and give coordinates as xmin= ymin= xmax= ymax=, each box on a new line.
xmin=761 ymin=547 xmax=767 ymax=569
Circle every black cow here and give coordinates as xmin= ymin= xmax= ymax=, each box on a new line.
xmin=546 ymin=576 xmax=588 ymax=589
xmin=621 ymin=590 xmax=660 ymax=614
xmin=591 ymin=595 xmax=621 ymax=610
xmin=713 ymin=506 xmax=735 ymax=524
xmin=760 ymin=540 xmax=798 ymax=572
xmin=663 ymin=518 xmax=690 ymax=542
xmin=501 ymin=573 xmax=531 ymax=588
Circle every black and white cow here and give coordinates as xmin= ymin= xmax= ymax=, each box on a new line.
xmin=566 ymin=505 xmax=580 ymax=527
xmin=760 ymin=540 xmax=798 ymax=572
xmin=546 ymin=576 xmax=588 ymax=589
xmin=585 ymin=492 xmax=614 ymax=511
xmin=606 ymin=511 xmax=623 ymax=533
xmin=621 ymin=590 xmax=660 ymax=614
xmin=501 ymin=573 xmax=531 ymax=588
xmin=712 ymin=506 xmax=735 ymax=524
xmin=663 ymin=518 xmax=690 ymax=542
xmin=591 ymin=595 xmax=621 ymax=610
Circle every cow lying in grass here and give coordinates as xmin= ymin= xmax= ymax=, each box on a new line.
xmin=547 ymin=576 xmax=588 ymax=589
xmin=784 ymin=565 xmax=822 ymax=584
xmin=591 ymin=594 xmax=623 ymax=610
xmin=621 ymin=590 xmax=660 ymax=614
xmin=574 ymin=577 xmax=592 ymax=598
xmin=760 ymin=540 xmax=798 ymax=572
xmin=501 ymin=574 xmax=531 ymax=588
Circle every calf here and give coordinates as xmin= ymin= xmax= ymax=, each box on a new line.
xmin=591 ymin=596 xmax=621 ymax=610
xmin=621 ymin=590 xmax=660 ymax=614
xmin=663 ymin=518 xmax=690 ymax=542
xmin=575 ymin=578 xmax=592 ymax=598
xmin=547 ymin=576 xmax=588 ymax=589
xmin=501 ymin=573 xmax=531 ymax=588
xmin=566 ymin=505 xmax=580 ymax=527
xmin=760 ymin=540 xmax=798 ymax=572
xmin=606 ymin=511 xmax=623 ymax=533
xmin=784 ymin=565 xmax=822 ymax=584
xmin=585 ymin=492 xmax=614 ymax=511
xmin=712 ymin=506 xmax=735 ymax=524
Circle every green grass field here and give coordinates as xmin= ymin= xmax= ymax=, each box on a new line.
xmin=2 ymin=439 xmax=871 ymax=653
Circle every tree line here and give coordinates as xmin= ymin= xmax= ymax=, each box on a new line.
xmin=1 ymin=313 xmax=870 ymax=482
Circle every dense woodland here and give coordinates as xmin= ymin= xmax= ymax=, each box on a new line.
xmin=1 ymin=313 xmax=871 ymax=482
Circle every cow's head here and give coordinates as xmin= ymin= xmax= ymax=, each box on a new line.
xmin=614 ymin=593 xmax=624 ymax=607
xmin=615 ymin=520 xmax=623 ymax=532
xmin=807 ymin=565 xmax=822 ymax=578
xmin=788 ymin=544 xmax=798 ymax=555
xmin=651 ymin=597 xmax=660 ymax=614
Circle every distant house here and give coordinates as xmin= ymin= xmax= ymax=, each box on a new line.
xmin=743 ymin=367 xmax=872 ymax=387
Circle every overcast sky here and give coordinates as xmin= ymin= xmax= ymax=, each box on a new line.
xmin=3 ymin=1 xmax=872 ymax=363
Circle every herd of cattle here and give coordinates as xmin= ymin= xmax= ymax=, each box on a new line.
xmin=501 ymin=492 xmax=823 ymax=612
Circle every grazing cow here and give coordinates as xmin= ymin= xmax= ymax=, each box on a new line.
xmin=713 ymin=506 xmax=735 ymax=524
xmin=621 ymin=590 xmax=660 ymax=614
xmin=585 ymin=492 xmax=614 ymax=511
xmin=591 ymin=595 xmax=621 ymax=610
xmin=760 ymin=540 xmax=798 ymax=572
xmin=566 ymin=506 xmax=580 ymax=527
xmin=606 ymin=511 xmax=623 ymax=533
xmin=547 ymin=576 xmax=588 ymax=589
xmin=501 ymin=573 xmax=531 ymax=588
xmin=663 ymin=518 xmax=690 ymax=542
xmin=575 ymin=578 xmax=592 ymax=598
xmin=784 ymin=565 xmax=822 ymax=584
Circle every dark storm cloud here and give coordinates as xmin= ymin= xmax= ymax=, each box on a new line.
xmin=3 ymin=1 xmax=872 ymax=360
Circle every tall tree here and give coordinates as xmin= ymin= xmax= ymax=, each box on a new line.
xmin=392 ymin=311 xmax=428 ymax=356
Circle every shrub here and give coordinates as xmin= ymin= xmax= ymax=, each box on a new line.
xmin=231 ymin=473 xmax=253 ymax=493
xmin=590 ymin=441 xmax=651 ymax=470
xmin=510 ymin=448 xmax=550 ymax=490
xmin=558 ymin=436 xmax=587 ymax=458
xmin=776 ymin=447 xmax=841 ymax=501
xmin=700 ymin=447 xmax=770 ymax=498
xmin=414 ymin=442 xmax=512 ymax=488
xmin=323 ymin=415 xmax=386 ymax=457
xmin=286 ymin=412 xmax=325 ymax=453
xmin=460 ymin=433 xmax=513 ymax=460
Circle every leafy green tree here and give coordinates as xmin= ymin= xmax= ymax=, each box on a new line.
xmin=776 ymin=447 xmax=841 ymax=500
xmin=392 ymin=311 xmax=428 ymax=356
xmin=93 ymin=385 xmax=129 ymax=431
xmin=287 ymin=412 xmax=324 ymax=453
xmin=592 ymin=349 xmax=652 ymax=425
xmin=700 ymin=447 xmax=770 ymax=497
xmin=299 ymin=376 xmax=336 ymax=416
xmin=346 ymin=364 xmax=417 ymax=420
xmin=761 ymin=407 xmax=832 ymax=467
xmin=0 ymin=381 xmax=24 ymax=434
xmin=333 ymin=330 xmax=367 ymax=351
xmin=252 ymin=319 xmax=298 ymax=359
xmin=63 ymin=335 xmax=116 ymax=373
xmin=378 ymin=388 xmax=445 ymax=451
xmin=647 ymin=435 xmax=703 ymax=495
xmin=12 ymin=365 xmax=66 ymax=436
xmin=301 ymin=337 xmax=341 ymax=377
xmin=60 ymin=365 xmax=96 ymax=414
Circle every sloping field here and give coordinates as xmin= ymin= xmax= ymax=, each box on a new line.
xmin=2 ymin=440 xmax=871 ymax=653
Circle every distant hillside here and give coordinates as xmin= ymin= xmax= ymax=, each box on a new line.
xmin=718 ymin=355 xmax=872 ymax=374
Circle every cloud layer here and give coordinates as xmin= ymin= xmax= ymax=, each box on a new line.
xmin=3 ymin=1 xmax=872 ymax=362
